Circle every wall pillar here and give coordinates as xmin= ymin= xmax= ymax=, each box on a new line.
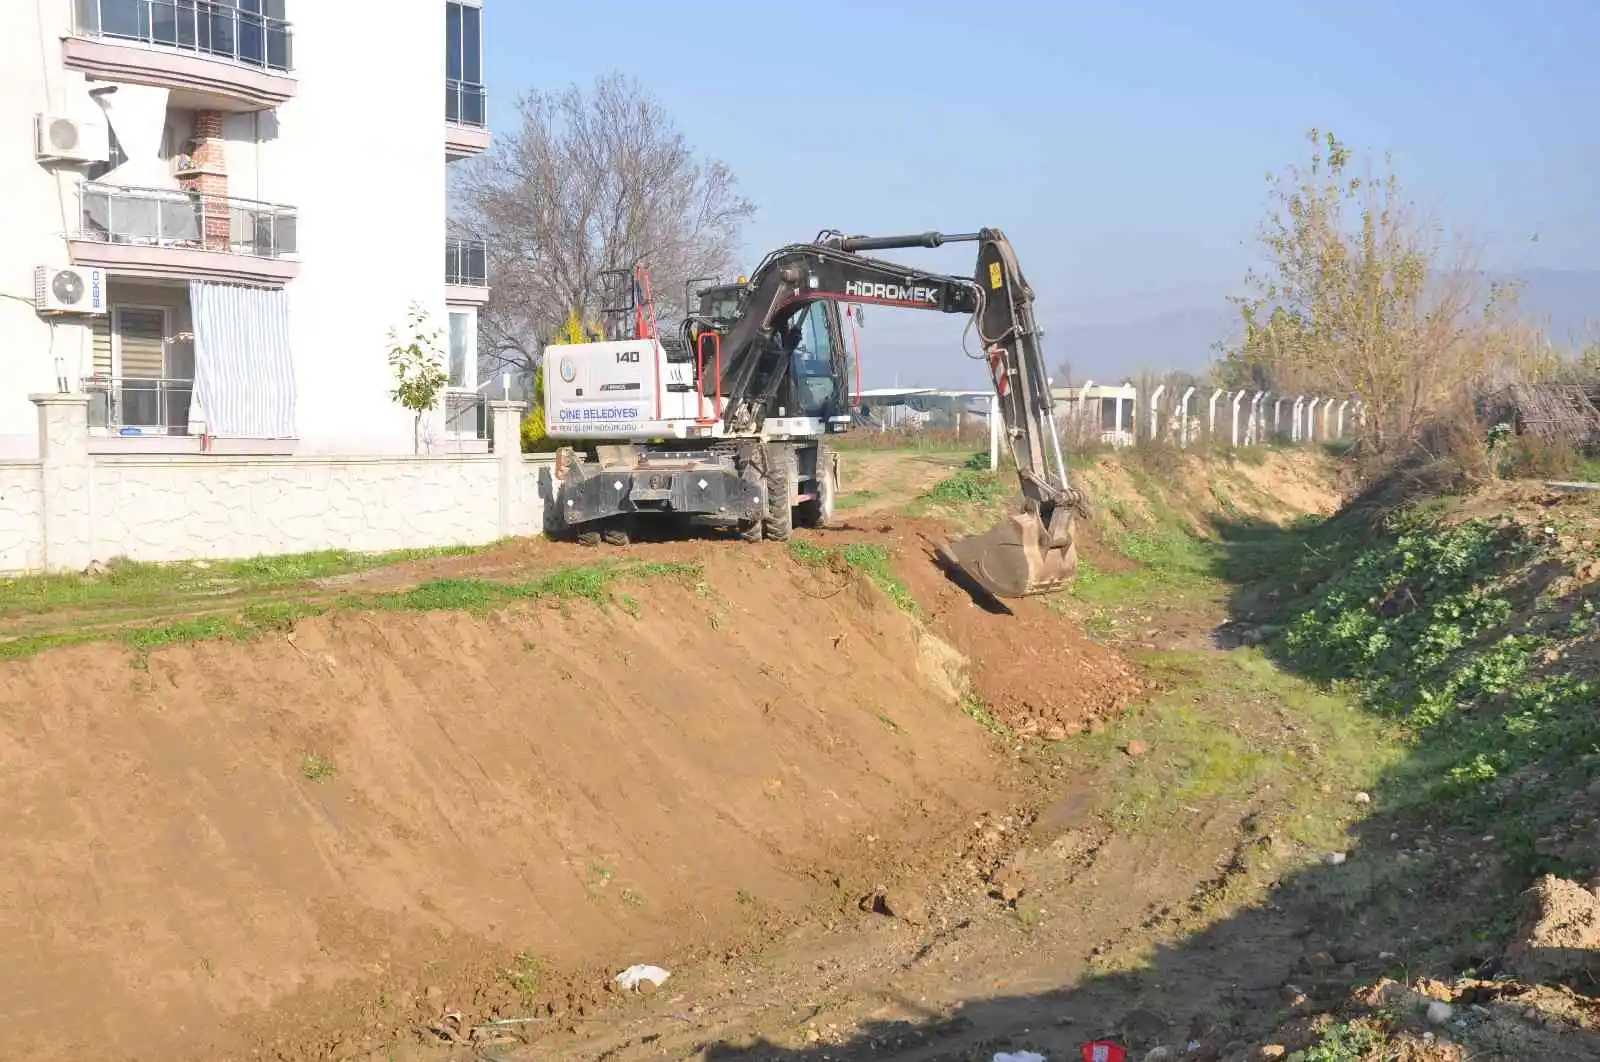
xmin=490 ymin=400 xmax=526 ymax=537
xmin=32 ymin=393 xmax=93 ymax=572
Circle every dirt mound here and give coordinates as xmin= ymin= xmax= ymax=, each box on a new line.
xmin=813 ymin=516 xmax=1143 ymax=737
xmin=0 ymin=548 xmax=1008 ymax=1062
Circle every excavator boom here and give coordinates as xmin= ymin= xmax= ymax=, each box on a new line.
xmin=686 ymin=228 xmax=1085 ymax=599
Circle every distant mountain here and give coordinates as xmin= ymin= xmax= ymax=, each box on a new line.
xmin=1047 ymin=268 xmax=1599 ymax=382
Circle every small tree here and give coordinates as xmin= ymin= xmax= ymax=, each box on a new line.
xmin=1221 ymin=128 xmax=1523 ymax=456
xmin=387 ymin=302 xmax=450 ymax=454
xmin=521 ymin=308 xmax=600 ymax=453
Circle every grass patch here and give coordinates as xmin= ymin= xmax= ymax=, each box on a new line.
xmin=0 ymin=544 xmax=488 ymax=619
xmin=920 ymin=468 xmax=1007 ymax=506
xmin=1080 ymin=649 xmax=1400 ymax=841
xmin=0 ymin=560 xmax=702 ymax=663
xmin=960 ymin=694 xmax=1010 ymax=739
xmin=835 ymin=489 xmax=881 ymax=511
xmin=301 ymin=754 xmax=337 ymax=781
xmin=1273 ymin=509 xmax=1600 ymax=877
xmin=788 ymin=540 xmax=920 ymax=616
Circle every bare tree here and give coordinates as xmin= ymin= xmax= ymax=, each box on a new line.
xmin=453 ymin=73 xmax=757 ymax=387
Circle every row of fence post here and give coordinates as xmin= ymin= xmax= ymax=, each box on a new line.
xmin=1046 ymin=383 xmax=1364 ymax=449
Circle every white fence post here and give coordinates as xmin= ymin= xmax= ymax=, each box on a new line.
xmin=1178 ymin=386 xmax=1195 ymax=447
xmin=1149 ymin=384 xmax=1165 ymax=442
xmin=1230 ymin=390 xmax=1245 ymax=447
xmin=1209 ymin=388 xmax=1223 ymax=438
xmin=1292 ymin=396 xmax=1304 ymax=442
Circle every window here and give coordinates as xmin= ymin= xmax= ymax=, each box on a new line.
xmin=446 ymin=2 xmax=484 ymax=125
xmin=87 ymin=305 xmax=191 ymax=433
xmin=79 ymin=0 xmax=290 ymax=71
xmin=447 ymin=310 xmax=475 ymax=389
xmin=789 ymin=302 xmax=840 ymax=418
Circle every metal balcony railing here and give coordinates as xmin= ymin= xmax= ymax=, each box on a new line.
xmin=444 ymin=391 xmax=488 ymax=439
xmin=78 ymin=183 xmax=298 ymax=258
xmin=84 ymin=376 xmax=194 ymax=435
xmin=445 ymin=237 xmax=488 ymax=287
xmin=73 ymin=0 xmax=293 ymax=73
xmin=447 ymin=79 xmax=487 ymax=127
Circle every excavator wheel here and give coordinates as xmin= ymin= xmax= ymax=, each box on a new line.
xmin=762 ymin=449 xmax=795 ymax=542
xmin=576 ymin=529 xmax=602 ymax=548
xmin=738 ymin=460 xmax=767 ymax=543
xmin=796 ymin=446 xmax=837 ymax=529
xmin=601 ymin=525 xmax=630 ymax=547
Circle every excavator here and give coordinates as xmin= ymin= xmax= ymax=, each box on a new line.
xmin=542 ymin=228 xmax=1087 ymax=599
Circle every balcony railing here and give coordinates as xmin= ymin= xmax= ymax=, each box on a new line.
xmin=446 ymin=237 xmax=487 ymax=287
xmin=73 ymin=0 xmax=293 ymax=73
xmin=84 ymin=376 xmax=194 ymax=435
xmin=444 ymin=391 xmax=488 ymax=439
xmin=447 ymin=79 xmax=487 ymax=127
xmin=78 ymin=183 xmax=298 ymax=258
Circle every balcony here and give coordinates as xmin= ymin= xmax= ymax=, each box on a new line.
xmin=84 ymin=375 xmax=194 ymax=436
xmin=65 ymin=0 xmax=296 ymax=112
xmin=71 ymin=182 xmax=299 ymax=285
xmin=445 ymin=236 xmax=489 ymax=305
xmin=446 ymin=79 xmax=490 ymax=160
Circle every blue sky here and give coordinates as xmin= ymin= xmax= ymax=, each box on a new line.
xmin=480 ymin=0 xmax=1598 ymax=387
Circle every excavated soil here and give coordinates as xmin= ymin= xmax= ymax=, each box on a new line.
xmin=0 ymin=532 xmax=1134 ymax=1062
xmin=819 ymin=515 xmax=1145 ymax=737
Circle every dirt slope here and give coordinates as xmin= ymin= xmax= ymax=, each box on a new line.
xmin=0 ymin=549 xmax=1026 ymax=1062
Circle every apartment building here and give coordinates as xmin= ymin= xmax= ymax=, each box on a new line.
xmin=0 ymin=0 xmax=492 ymax=458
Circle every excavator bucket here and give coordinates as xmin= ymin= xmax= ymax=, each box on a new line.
xmin=936 ymin=505 xmax=1078 ymax=601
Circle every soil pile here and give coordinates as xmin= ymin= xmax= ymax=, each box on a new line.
xmin=0 ymin=549 xmax=1008 ymax=1062
xmin=815 ymin=516 xmax=1144 ymax=736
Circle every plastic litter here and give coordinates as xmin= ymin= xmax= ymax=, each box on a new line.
xmin=613 ymin=964 xmax=670 ymax=992
xmin=1081 ymin=1042 xmax=1128 ymax=1062
xmin=993 ymin=1052 xmax=1047 ymax=1062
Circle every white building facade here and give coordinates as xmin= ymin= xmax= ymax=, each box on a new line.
xmin=0 ymin=0 xmax=492 ymax=459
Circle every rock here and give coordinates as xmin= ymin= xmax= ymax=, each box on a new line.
xmin=1354 ymin=792 xmax=1371 ymax=805
xmin=1427 ymin=1001 xmax=1454 ymax=1024
xmin=1326 ymin=852 xmax=1347 ymax=866
xmin=1143 ymin=1047 xmax=1175 ymax=1062
xmin=1504 ymin=874 xmax=1600 ymax=984
xmin=1125 ymin=739 xmax=1150 ymax=759
xmin=1044 ymin=725 xmax=1068 ymax=742
xmin=882 ymin=888 xmax=929 ymax=925
xmin=1259 ymin=1048 xmax=1286 ymax=1060
xmin=1306 ymin=951 xmax=1335 ymax=970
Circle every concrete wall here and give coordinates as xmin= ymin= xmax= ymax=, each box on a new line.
xmin=5 ymin=395 xmax=546 ymax=574
xmin=0 ymin=461 xmax=44 ymax=572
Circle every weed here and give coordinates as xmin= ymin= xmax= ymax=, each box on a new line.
xmin=960 ymin=694 xmax=1010 ymax=739
xmin=835 ymin=489 xmax=881 ymax=511
xmin=876 ymin=713 xmax=903 ymax=734
xmin=920 ymin=469 xmax=1006 ymax=506
xmin=1287 ymin=1020 xmax=1381 ymax=1062
xmin=787 ymin=541 xmax=919 ymax=616
xmin=301 ymin=754 xmax=337 ymax=781
xmin=504 ymin=952 xmax=544 ymax=996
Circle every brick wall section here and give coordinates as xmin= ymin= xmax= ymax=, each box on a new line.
xmin=189 ymin=110 xmax=229 ymax=252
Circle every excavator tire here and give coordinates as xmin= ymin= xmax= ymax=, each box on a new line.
xmin=796 ymin=445 xmax=837 ymax=529
xmin=762 ymin=448 xmax=795 ymax=542
xmin=738 ymin=460 xmax=766 ymax=543
xmin=576 ymin=529 xmax=602 ymax=547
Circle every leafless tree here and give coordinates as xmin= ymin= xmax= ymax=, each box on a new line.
xmin=452 ymin=73 xmax=757 ymax=388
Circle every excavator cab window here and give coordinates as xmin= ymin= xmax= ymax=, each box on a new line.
xmin=787 ymin=301 xmax=841 ymax=419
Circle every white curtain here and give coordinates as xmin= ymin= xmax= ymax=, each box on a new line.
xmin=190 ymin=281 xmax=296 ymax=438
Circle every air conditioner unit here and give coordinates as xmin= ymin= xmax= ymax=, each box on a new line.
xmin=34 ymin=265 xmax=108 ymax=316
xmin=34 ymin=113 xmax=110 ymax=164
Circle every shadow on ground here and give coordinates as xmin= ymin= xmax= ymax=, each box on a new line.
xmin=689 ymin=514 xmax=1600 ymax=1061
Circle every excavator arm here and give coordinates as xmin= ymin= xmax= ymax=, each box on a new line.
xmin=687 ymin=228 xmax=1086 ymax=599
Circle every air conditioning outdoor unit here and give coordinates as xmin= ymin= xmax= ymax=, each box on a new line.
xmin=34 ymin=265 xmax=109 ymax=316
xmin=34 ymin=113 xmax=110 ymax=164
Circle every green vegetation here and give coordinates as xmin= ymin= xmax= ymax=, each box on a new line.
xmin=1287 ymin=1020 xmax=1382 ymax=1062
xmin=0 ymin=545 xmax=486 ymax=618
xmin=0 ymin=560 xmax=701 ymax=663
xmin=1275 ymin=510 xmax=1600 ymax=876
xmin=787 ymin=540 xmax=920 ymax=616
xmin=301 ymin=754 xmax=338 ymax=781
